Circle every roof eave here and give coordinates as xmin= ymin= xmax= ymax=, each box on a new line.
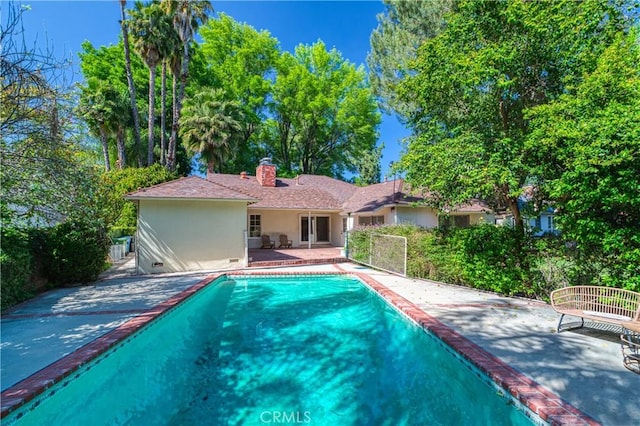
xmin=124 ymin=196 xmax=255 ymax=202
xmin=248 ymin=206 xmax=342 ymax=212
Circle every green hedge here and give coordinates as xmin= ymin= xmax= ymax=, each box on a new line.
xmin=36 ymin=221 xmax=111 ymax=285
xmin=108 ymin=226 xmax=136 ymax=239
xmin=348 ymin=224 xmax=453 ymax=280
xmin=0 ymin=227 xmax=35 ymax=310
xmin=100 ymin=164 xmax=177 ymax=230
xmin=445 ymin=225 xmax=531 ymax=296
xmin=348 ymin=224 xmax=579 ymax=300
xmin=1 ymin=221 xmax=111 ymax=311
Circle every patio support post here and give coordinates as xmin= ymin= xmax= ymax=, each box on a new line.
xmin=345 ymin=212 xmax=350 ymax=258
xmin=307 ymin=211 xmax=311 ymax=249
xmin=134 ymin=200 xmax=140 ymax=275
xmin=243 ymin=229 xmax=248 ymax=267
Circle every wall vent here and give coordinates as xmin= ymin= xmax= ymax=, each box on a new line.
xmin=152 ymin=262 xmax=164 ymax=268
xmin=229 ymin=258 xmax=239 ymax=263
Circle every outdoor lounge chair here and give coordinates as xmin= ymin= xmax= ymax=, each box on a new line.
xmin=278 ymin=234 xmax=292 ymax=248
xmin=261 ymin=234 xmax=275 ymax=249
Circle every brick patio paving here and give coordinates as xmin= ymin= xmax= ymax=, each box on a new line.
xmin=248 ymin=246 xmax=346 ymax=267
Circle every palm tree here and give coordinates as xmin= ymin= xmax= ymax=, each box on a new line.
xmin=180 ymin=88 xmax=244 ymax=173
xmin=128 ymin=0 xmax=172 ymax=166
xmin=119 ymin=0 xmax=142 ymax=166
xmin=161 ymin=0 xmax=214 ymax=171
xmin=167 ymin=48 xmax=182 ymax=168
xmin=79 ymin=79 xmax=128 ymax=171
xmin=113 ymin=88 xmax=130 ymax=169
xmin=159 ymin=27 xmax=180 ymax=166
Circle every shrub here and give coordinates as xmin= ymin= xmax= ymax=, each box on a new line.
xmin=349 ymin=224 xmax=535 ymax=297
xmin=346 ymin=225 xmax=376 ymax=264
xmin=526 ymin=237 xmax=574 ymax=300
xmin=531 ymin=255 xmax=576 ymax=300
xmin=100 ymin=164 xmax=177 ymax=229
xmin=347 ymin=224 xmax=465 ymax=283
xmin=446 ymin=225 xmax=531 ymax=296
xmin=0 ymin=226 xmax=35 ymax=310
xmin=345 ymin=223 xmax=635 ymax=299
xmin=37 ymin=221 xmax=111 ymax=285
xmin=108 ymin=226 xmax=137 ymax=239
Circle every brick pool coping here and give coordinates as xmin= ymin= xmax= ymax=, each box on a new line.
xmin=1 ymin=271 xmax=599 ymax=425
xmin=347 ymin=271 xmax=600 ymax=426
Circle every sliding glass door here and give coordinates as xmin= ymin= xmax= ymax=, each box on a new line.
xmin=300 ymin=215 xmax=330 ymax=243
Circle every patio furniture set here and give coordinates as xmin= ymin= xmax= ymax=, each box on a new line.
xmin=551 ymin=285 xmax=640 ymax=373
xmin=261 ymin=234 xmax=292 ymax=249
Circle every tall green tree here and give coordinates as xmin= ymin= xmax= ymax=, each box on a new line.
xmin=159 ymin=43 xmax=176 ymax=166
xmin=526 ymin=31 xmax=640 ymax=290
xmin=354 ymin=145 xmax=383 ymax=186
xmin=198 ymin=13 xmax=279 ymax=172
xmin=100 ymin=164 xmax=177 ymax=230
xmin=112 ymin=88 xmax=130 ymax=169
xmin=180 ymin=88 xmax=245 ymax=173
xmin=79 ymin=78 xmax=132 ymax=171
xmin=155 ymin=22 xmax=180 ymax=167
xmin=161 ymin=0 xmax=214 ymax=171
xmin=398 ymin=0 xmax=630 ymax=233
xmin=129 ymin=0 xmax=174 ymax=166
xmin=78 ymin=40 xmax=148 ymax=167
xmin=367 ymin=0 xmax=453 ymax=118
xmin=267 ymin=41 xmax=380 ymax=179
xmin=2 ymin=1 xmax=106 ymax=228
xmin=119 ymin=0 xmax=142 ymax=166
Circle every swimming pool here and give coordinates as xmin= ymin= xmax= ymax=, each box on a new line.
xmin=4 ymin=274 xmax=539 ymax=425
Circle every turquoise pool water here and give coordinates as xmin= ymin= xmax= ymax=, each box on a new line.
xmin=6 ymin=275 xmax=535 ymax=425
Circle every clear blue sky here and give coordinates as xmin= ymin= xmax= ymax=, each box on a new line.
xmin=16 ymin=0 xmax=409 ymax=178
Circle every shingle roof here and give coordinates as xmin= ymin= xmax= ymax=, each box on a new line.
xmin=451 ymin=199 xmax=492 ymax=213
xmin=125 ymin=172 xmax=492 ymax=215
xmin=206 ymin=173 xmax=357 ymax=210
xmin=341 ymin=180 xmax=402 ymax=213
xmin=396 ymin=183 xmax=492 ymax=213
xmin=125 ymin=176 xmax=256 ymax=201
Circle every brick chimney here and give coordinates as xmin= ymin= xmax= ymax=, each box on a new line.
xmin=256 ymin=158 xmax=276 ymax=187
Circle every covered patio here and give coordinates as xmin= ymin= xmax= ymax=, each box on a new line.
xmin=248 ymin=246 xmax=347 ymax=268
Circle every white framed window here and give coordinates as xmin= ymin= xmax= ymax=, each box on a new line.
xmin=249 ymin=214 xmax=261 ymax=238
xmin=358 ymin=215 xmax=384 ymax=226
xmin=453 ymin=215 xmax=470 ymax=228
xmin=439 ymin=215 xmax=470 ymax=229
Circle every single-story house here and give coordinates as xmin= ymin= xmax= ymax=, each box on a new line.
xmin=496 ymin=187 xmax=559 ymax=237
xmin=498 ymin=208 xmax=558 ymax=236
xmin=126 ymin=159 xmax=494 ymax=274
xmin=125 ymin=176 xmax=256 ymax=274
xmin=527 ymin=206 xmax=559 ymax=236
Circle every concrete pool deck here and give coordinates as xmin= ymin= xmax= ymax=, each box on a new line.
xmin=1 ymin=259 xmax=638 ymax=425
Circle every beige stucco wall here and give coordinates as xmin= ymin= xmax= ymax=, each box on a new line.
xmin=247 ymin=209 xmax=342 ymax=248
xmin=136 ymin=199 xmax=247 ymax=274
xmin=395 ymin=206 xmax=439 ymax=228
xmin=330 ymin=214 xmax=344 ymax=246
xmin=442 ymin=212 xmax=496 ymax=227
xmin=249 ymin=210 xmax=299 ymax=248
xmin=346 ymin=207 xmax=494 ymax=232
xmin=470 ymin=213 xmax=496 ymax=225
